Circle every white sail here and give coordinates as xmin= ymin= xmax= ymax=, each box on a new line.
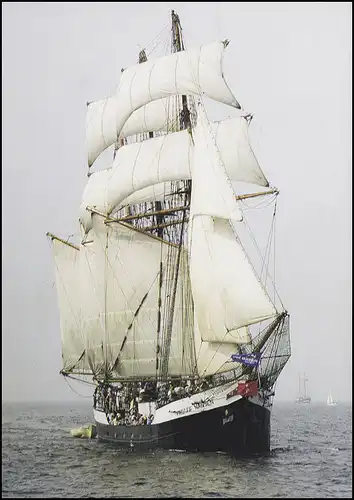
xmin=52 ymin=240 xmax=85 ymax=372
xmin=190 ymin=109 xmax=243 ymax=222
xmin=190 ymin=217 xmax=277 ymax=342
xmin=327 ymin=390 xmax=336 ymax=405
xmin=120 ymin=183 xmax=169 ymax=206
xmin=79 ymin=169 xmax=112 ymax=230
xmin=80 ymin=215 xmax=194 ymax=378
xmin=80 ymin=128 xmax=192 ymax=231
xmin=120 ymin=97 xmax=179 ymax=138
xmin=79 ymin=233 xmax=106 ymax=372
xmin=212 ymin=116 xmax=268 ymax=187
xmin=225 ymin=326 xmax=251 ymax=343
xmin=116 ymin=114 xmax=268 ymax=207
xmin=80 ymin=115 xmax=268 ymax=231
xmin=86 ymin=41 xmax=240 ymax=166
xmin=193 ymin=312 xmax=243 ymax=377
xmin=189 ymin=108 xmax=277 ymax=342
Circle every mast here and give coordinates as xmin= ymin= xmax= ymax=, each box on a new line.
xmin=138 ymin=47 xmax=165 ymax=375
xmin=138 ymin=47 xmax=164 ymax=238
xmin=171 ymin=10 xmax=190 ymax=130
xmin=159 ymin=10 xmax=192 ymax=381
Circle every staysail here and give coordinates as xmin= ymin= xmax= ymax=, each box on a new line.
xmin=189 ymin=107 xmax=277 ymax=344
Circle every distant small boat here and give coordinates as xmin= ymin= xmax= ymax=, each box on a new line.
xmin=327 ymin=390 xmax=337 ymax=406
xmin=295 ymin=373 xmax=311 ymax=404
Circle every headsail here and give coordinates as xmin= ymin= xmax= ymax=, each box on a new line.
xmin=193 ymin=312 xmax=242 ymax=377
xmin=190 ymin=217 xmax=277 ymax=342
xmin=189 ymin=107 xmax=277 ymax=343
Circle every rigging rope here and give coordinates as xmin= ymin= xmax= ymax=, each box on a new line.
xmin=241 ymin=201 xmax=284 ymax=311
xmin=273 ymin=198 xmax=277 ymax=305
xmin=64 ymin=375 xmax=94 ymax=399
xmin=240 ymin=193 xmax=278 ymax=211
xmin=260 ymin=207 xmax=275 ymax=287
xmin=144 ymin=23 xmax=169 ymax=50
xmin=95 ymin=223 xmax=164 ymax=378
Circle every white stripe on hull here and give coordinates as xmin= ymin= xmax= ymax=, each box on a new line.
xmin=93 ymin=382 xmax=271 ymax=425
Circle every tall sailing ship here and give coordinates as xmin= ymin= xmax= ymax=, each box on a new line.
xmin=47 ymin=10 xmax=291 ymax=455
xmin=295 ymin=373 xmax=311 ymax=404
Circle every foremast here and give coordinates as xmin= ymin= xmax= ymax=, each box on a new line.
xmin=159 ymin=9 xmax=194 ymax=382
xmin=108 ymin=10 xmax=197 ymax=384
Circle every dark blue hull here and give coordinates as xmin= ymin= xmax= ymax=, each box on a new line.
xmin=95 ymin=398 xmax=270 ymax=455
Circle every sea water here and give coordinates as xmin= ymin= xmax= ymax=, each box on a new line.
xmin=2 ymin=401 xmax=352 ymax=498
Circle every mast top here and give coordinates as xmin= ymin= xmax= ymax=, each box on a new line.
xmin=138 ymin=48 xmax=147 ymax=64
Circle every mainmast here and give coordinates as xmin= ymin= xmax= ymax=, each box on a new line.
xmin=171 ymin=10 xmax=190 ymax=130
xmin=159 ymin=10 xmax=193 ymax=381
xmin=138 ymin=47 xmax=164 ymax=239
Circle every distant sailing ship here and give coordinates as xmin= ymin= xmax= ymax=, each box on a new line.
xmin=295 ymin=373 xmax=311 ymax=404
xmin=327 ymin=389 xmax=337 ymax=406
xmin=47 ymin=10 xmax=291 ymax=455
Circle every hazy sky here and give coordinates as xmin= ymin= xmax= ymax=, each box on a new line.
xmin=2 ymin=2 xmax=352 ymax=403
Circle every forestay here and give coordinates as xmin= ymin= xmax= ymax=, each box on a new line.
xmin=86 ymin=41 xmax=240 ymax=167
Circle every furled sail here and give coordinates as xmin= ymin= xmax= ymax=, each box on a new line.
xmin=87 ymin=41 xmax=240 ymax=166
xmin=80 ymin=215 xmax=195 ymax=378
xmin=189 ymin=108 xmax=277 ymax=342
xmin=80 ymin=115 xmax=268 ymax=231
xmin=52 ymin=240 xmax=85 ymax=373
